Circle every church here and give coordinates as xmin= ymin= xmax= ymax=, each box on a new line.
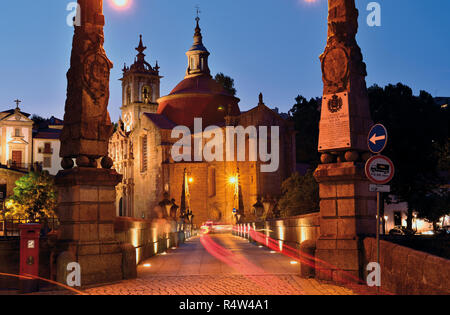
xmin=109 ymin=18 xmax=296 ymax=224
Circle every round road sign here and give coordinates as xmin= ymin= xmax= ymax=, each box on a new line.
xmin=368 ymin=124 xmax=388 ymax=154
xmin=365 ymin=155 xmax=395 ymax=185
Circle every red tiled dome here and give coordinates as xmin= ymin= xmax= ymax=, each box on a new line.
xmin=157 ymin=75 xmax=240 ymax=129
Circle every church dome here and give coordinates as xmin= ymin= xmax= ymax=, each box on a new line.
xmin=157 ymin=18 xmax=240 ymax=129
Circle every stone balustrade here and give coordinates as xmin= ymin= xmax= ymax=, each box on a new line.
xmin=114 ymin=217 xmax=195 ymax=265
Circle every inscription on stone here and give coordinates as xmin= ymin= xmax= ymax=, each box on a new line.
xmin=318 ymin=91 xmax=351 ymax=152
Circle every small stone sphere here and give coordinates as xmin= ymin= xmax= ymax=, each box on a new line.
xmin=345 ymin=151 xmax=359 ymax=162
xmin=336 ymin=154 xmax=346 ymax=163
xmin=101 ymin=156 xmax=114 ymax=169
xmin=61 ymin=158 xmax=74 ymax=170
xmin=361 ymin=152 xmax=372 ymax=162
xmin=76 ymin=155 xmax=91 ymax=167
xmin=320 ymin=153 xmax=334 ymax=164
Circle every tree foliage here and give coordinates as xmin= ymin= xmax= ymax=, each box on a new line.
xmin=2 ymin=171 xmax=57 ymax=221
xmin=288 ymin=96 xmax=321 ymax=167
xmin=415 ymin=189 xmax=450 ymax=230
xmin=278 ymin=171 xmax=319 ymax=218
xmin=214 ymin=73 xmax=237 ymax=96
xmin=368 ymin=83 xmax=449 ymax=228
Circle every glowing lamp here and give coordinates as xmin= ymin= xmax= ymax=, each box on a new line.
xmin=110 ymin=0 xmax=131 ymax=10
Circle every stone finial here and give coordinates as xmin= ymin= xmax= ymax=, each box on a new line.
xmin=258 ymin=93 xmax=265 ymax=106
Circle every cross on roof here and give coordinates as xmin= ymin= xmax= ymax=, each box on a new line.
xmin=14 ymin=99 xmax=21 ymax=109
xmin=195 ymin=5 xmax=201 ymax=22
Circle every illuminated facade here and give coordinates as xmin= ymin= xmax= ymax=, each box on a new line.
xmin=110 ymin=21 xmax=296 ymax=224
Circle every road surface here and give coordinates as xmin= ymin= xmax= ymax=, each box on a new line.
xmin=86 ymin=233 xmax=356 ymax=295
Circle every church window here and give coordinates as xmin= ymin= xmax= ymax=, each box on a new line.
xmin=126 ymin=86 xmax=132 ymax=105
xmin=208 ymin=167 xmax=216 ymax=197
xmin=142 ymin=86 xmax=151 ymax=103
xmin=141 ymin=136 xmax=148 ymax=173
xmin=15 ymin=128 xmax=21 ymax=137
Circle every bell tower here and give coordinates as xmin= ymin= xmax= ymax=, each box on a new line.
xmin=185 ymin=16 xmax=211 ymax=79
xmin=121 ymin=35 xmax=162 ymax=132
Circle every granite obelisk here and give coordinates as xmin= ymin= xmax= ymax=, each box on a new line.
xmin=314 ymin=0 xmax=377 ymax=282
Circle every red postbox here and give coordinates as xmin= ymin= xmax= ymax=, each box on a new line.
xmin=19 ymin=224 xmax=41 ymax=292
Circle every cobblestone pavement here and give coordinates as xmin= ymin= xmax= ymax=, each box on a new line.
xmin=86 ymin=234 xmax=357 ymax=295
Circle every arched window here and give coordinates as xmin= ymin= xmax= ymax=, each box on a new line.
xmin=119 ymin=197 xmax=124 ymax=217
xmin=126 ymin=86 xmax=132 ymax=105
xmin=208 ymin=167 xmax=216 ymax=197
xmin=142 ymin=85 xmax=151 ymax=103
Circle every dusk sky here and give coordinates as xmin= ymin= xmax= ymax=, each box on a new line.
xmin=0 ymin=0 xmax=449 ymax=121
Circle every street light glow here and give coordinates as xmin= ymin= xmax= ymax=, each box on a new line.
xmin=229 ymin=176 xmax=237 ymax=184
xmin=110 ymin=0 xmax=130 ymax=9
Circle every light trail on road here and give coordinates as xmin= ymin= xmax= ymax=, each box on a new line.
xmin=200 ymin=233 xmax=306 ymax=295
xmin=233 ymin=227 xmax=394 ymax=295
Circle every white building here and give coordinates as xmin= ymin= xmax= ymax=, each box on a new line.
xmin=0 ymin=105 xmax=33 ymax=170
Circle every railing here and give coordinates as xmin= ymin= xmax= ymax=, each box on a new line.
xmin=0 ymin=216 xmax=59 ymax=238
xmin=3 ymin=162 xmax=43 ymax=172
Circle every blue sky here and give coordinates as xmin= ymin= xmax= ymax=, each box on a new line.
xmin=0 ymin=0 xmax=449 ymax=121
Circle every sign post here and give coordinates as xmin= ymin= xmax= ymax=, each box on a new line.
xmin=366 ymin=124 xmax=394 ymax=292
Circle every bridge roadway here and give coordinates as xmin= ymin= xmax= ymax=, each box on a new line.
xmin=86 ymin=233 xmax=357 ymax=295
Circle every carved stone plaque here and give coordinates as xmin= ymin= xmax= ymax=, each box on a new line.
xmin=318 ymin=91 xmax=351 ymax=152
xmin=322 ymin=47 xmax=349 ymax=84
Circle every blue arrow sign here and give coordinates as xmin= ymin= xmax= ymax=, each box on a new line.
xmin=368 ymin=124 xmax=388 ymax=154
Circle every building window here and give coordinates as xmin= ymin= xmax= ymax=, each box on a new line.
xmin=394 ymin=211 xmax=402 ymax=227
xmin=44 ymin=142 xmax=52 ymax=154
xmin=141 ymin=136 xmax=148 ymax=173
xmin=142 ymin=86 xmax=151 ymax=103
xmin=43 ymin=157 xmax=51 ymax=168
xmin=208 ymin=167 xmax=216 ymax=197
xmin=126 ymin=86 xmax=132 ymax=105
xmin=15 ymin=128 xmax=21 ymax=137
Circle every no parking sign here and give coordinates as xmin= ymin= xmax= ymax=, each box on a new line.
xmin=365 ymin=155 xmax=395 ymax=185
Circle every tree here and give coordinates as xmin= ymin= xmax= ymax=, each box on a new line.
xmin=415 ymin=189 xmax=450 ymax=231
xmin=368 ymin=83 xmax=448 ymax=229
xmin=214 ymin=73 xmax=237 ymax=96
xmin=288 ymin=96 xmax=321 ymax=167
xmin=31 ymin=114 xmax=48 ymax=130
xmin=2 ymin=171 xmax=57 ymax=221
xmin=278 ymin=171 xmax=319 ymax=217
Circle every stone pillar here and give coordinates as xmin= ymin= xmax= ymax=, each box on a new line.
xmin=314 ymin=0 xmax=376 ymax=282
xmin=55 ymin=0 xmax=126 ymax=286
xmin=314 ymin=162 xmax=376 ymax=281
xmin=56 ymin=167 xmax=123 ymax=285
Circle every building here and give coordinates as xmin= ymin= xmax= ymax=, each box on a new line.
xmin=32 ymin=116 xmax=64 ymax=175
xmin=109 ymin=19 xmax=296 ymax=224
xmin=0 ymin=103 xmax=64 ymax=204
xmin=0 ymin=103 xmax=33 ymax=170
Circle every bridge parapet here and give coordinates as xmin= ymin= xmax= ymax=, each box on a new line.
xmin=115 ymin=217 xmax=196 ymax=265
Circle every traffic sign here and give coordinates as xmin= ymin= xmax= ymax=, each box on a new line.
xmin=368 ymin=124 xmax=388 ymax=154
xmin=365 ymin=155 xmax=395 ymax=185
xmin=369 ymin=184 xmax=391 ymax=193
